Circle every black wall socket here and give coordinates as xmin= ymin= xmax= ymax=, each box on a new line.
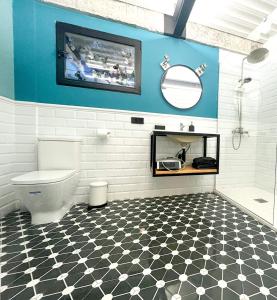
xmin=154 ymin=125 xmax=165 ymax=130
xmin=131 ymin=117 xmax=144 ymax=124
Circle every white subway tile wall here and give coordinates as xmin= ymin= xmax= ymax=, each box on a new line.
xmin=255 ymin=47 xmax=277 ymax=193
xmin=0 ymin=97 xmax=16 ymax=217
xmin=0 ymin=96 xmax=219 ymax=215
xmin=217 ymin=48 xmax=277 ymax=195
xmin=216 ymin=50 xmax=259 ymax=188
xmin=16 ymin=102 xmax=217 ymax=205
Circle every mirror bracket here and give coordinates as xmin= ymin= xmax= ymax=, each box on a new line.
xmin=195 ymin=64 xmax=207 ymax=77
xmin=160 ymin=54 xmax=171 ymax=71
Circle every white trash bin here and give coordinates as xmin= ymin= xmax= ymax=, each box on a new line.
xmin=88 ymin=181 xmax=108 ymax=210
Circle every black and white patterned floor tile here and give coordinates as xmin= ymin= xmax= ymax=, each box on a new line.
xmin=1 ymin=193 xmax=277 ymax=300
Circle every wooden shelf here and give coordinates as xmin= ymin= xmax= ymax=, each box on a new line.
xmin=155 ymin=165 xmax=218 ymax=176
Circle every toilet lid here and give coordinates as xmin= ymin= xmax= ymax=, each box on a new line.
xmin=12 ymin=170 xmax=76 ymax=185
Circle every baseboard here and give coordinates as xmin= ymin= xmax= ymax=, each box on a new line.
xmin=0 ymin=200 xmax=20 ymax=218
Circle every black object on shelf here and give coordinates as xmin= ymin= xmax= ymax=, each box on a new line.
xmin=177 ymin=148 xmax=187 ymax=163
xmin=192 ymin=157 xmax=217 ymax=169
xmin=181 ymin=149 xmax=186 ymax=162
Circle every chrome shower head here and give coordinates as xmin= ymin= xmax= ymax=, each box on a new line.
xmin=246 ymin=48 xmax=269 ymax=64
xmin=239 ymin=48 xmax=268 ymax=89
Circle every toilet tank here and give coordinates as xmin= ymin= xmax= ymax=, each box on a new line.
xmin=38 ymin=137 xmax=81 ymax=171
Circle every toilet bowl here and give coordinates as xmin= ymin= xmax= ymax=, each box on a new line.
xmin=11 ymin=137 xmax=81 ymax=225
xmin=12 ymin=170 xmax=79 ymax=224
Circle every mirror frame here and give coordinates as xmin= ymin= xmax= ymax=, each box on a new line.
xmin=160 ymin=64 xmax=203 ymax=109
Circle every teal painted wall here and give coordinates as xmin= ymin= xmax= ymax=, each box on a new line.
xmin=0 ymin=0 xmax=14 ymax=99
xmin=13 ymin=0 xmax=219 ymax=118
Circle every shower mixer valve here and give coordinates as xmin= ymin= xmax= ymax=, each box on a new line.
xmin=232 ymin=127 xmax=249 ymax=136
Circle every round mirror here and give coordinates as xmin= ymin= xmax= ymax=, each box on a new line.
xmin=161 ymin=65 xmax=203 ymax=109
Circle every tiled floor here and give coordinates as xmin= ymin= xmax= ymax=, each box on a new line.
xmin=1 ymin=193 xmax=277 ymax=300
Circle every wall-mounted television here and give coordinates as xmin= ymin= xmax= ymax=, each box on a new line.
xmin=56 ymin=22 xmax=141 ymax=94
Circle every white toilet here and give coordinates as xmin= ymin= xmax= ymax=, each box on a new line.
xmin=11 ymin=137 xmax=81 ymax=225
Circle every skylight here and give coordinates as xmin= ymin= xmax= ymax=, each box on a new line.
xmin=188 ymin=0 xmax=277 ymax=42
xmin=189 ymin=0 xmax=233 ymax=27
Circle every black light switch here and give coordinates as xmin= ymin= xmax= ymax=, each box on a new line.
xmin=131 ymin=117 xmax=144 ymax=124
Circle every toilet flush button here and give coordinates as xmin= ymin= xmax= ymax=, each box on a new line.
xmin=29 ymin=191 xmax=42 ymax=195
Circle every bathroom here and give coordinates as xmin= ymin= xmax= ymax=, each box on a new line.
xmin=1 ymin=0 xmax=277 ymax=299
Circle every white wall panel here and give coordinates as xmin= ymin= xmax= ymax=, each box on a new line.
xmin=0 ymin=97 xmax=16 ymax=217
xmin=217 ymin=49 xmax=259 ymax=189
xmin=0 ymin=99 xmax=217 ymax=216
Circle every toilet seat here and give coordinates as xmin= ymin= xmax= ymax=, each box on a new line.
xmin=12 ymin=170 xmax=76 ymax=185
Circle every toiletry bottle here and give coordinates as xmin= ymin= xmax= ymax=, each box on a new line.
xmin=189 ymin=122 xmax=195 ymax=132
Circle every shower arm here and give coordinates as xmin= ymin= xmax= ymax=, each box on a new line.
xmin=240 ymin=57 xmax=247 ymax=84
xmin=236 ymin=57 xmax=247 ymax=132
